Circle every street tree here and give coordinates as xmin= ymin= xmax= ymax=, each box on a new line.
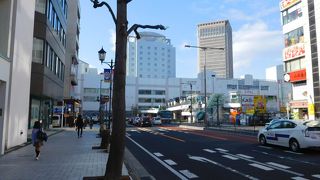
xmin=207 ymin=94 xmax=225 ymax=126
xmin=90 ymin=0 xmax=165 ymax=179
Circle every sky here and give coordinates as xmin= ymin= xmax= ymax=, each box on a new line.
xmin=79 ymin=0 xmax=284 ymax=79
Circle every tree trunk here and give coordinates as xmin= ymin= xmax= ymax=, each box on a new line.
xmin=105 ymin=0 xmax=127 ymax=179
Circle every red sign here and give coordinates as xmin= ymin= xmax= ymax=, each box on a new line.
xmin=283 ymin=43 xmax=305 ymax=61
xmin=280 ymin=0 xmax=301 ymax=11
xmin=289 ymin=69 xmax=306 ymax=82
xmin=290 ymin=100 xmax=308 ymax=108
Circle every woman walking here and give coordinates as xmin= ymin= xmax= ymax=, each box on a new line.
xmin=31 ymin=121 xmax=44 ymax=160
xmin=76 ymin=114 xmax=84 ymax=138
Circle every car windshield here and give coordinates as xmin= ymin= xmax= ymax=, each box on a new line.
xmin=304 ymin=120 xmax=320 ymax=127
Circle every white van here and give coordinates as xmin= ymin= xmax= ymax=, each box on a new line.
xmin=51 ymin=115 xmax=61 ymax=127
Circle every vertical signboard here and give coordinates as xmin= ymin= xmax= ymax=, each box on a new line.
xmin=104 ymin=69 xmax=112 ymax=82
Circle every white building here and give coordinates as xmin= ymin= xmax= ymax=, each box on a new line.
xmin=265 ymin=65 xmax=292 ymax=112
xmin=127 ymin=32 xmax=176 ymax=78
xmin=0 ymin=0 xmax=35 ymax=154
xmin=197 ymin=20 xmax=233 ymax=78
xmin=79 ymin=68 xmax=283 ymax=124
xmin=280 ymin=0 xmax=320 ymax=120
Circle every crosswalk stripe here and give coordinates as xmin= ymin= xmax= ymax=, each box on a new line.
xmin=284 ymin=151 xmax=303 ymax=155
xmin=249 ymin=163 xmax=274 ymax=171
xmin=179 ymin=170 xmax=198 ymax=179
xmin=153 ymin=152 xmax=164 ymax=157
xmin=267 ymin=162 xmax=290 ymax=169
xmin=237 ymin=154 xmax=254 ymax=159
xmin=222 ymin=155 xmax=238 ymax=160
xmin=164 ymin=159 xmax=177 ymax=166
xmin=203 ymin=149 xmax=216 ymax=153
xmin=258 ymin=145 xmax=272 ymax=149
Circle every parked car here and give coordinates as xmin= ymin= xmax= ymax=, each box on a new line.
xmin=152 ymin=117 xmax=162 ymax=125
xmin=139 ymin=117 xmax=152 ymax=127
xmin=133 ymin=117 xmax=141 ymax=126
xmin=264 ymin=118 xmax=286 ymax=127
xmin=258 ymin=119 xmax=320 ymax=152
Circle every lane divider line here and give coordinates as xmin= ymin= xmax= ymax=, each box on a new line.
xmin=284 ymin=151 xmax=303 ymax=155
xmin=154 ymin=152 xmax=164 ymax=157
xmin=266 ymin=162 xmax=290 ymax=169
xmin=291 ymin=177 xmax=310 ymax=180
xmin=249 ymin=163 xmax=274 ymax=171
xmin=312 ymin=174 xmax=320 ymax=179
xmin=203 ymin=149 xmax=216 ymax=153
xmin=164 ymin=159 xmax=177 ymax=166
xmin=179 ymin=170 xmax=198 ymax=179
xmin=126 ymin=136 xmax=188 ymax=180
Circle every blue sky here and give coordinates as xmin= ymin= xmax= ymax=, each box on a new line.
xmin=79 ymin=0 xmax=283 ymax=79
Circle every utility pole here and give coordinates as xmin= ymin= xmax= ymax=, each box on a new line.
xmin=190 ymin=83 xmax=193 ymax=123
xmin=91 ymin=1 xmax=165 ymax=178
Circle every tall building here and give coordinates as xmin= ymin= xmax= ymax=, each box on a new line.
xmin=30 ymin=0 xmax=81 ymax=128
xmin=0 ymin=0 xmax=35 ymax=154
xmin=126 ymin=32 xmax=176 ymax=79
xmin=197 ymin=20 xmax=233 ymax=78
xmin=279 ymin=0 xmax=320 ymax=119
xmin=64 ymin=0 xmax=81 ymax=98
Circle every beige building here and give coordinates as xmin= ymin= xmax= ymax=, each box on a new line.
xmin=197 ymin=20 xmax=233 ymax=78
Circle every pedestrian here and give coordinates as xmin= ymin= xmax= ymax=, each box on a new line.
xmin=31 ymin=120 xmax=45 ymax=160
xmin=75 ymin=114 xmax=84 ymax=138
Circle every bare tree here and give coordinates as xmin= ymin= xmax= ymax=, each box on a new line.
xmin=90 ymin=0 xmax=165 ymax=179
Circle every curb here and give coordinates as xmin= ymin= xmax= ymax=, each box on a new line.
xmin=124 ymin=147 xmax=155 ymax=180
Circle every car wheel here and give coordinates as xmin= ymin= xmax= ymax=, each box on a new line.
xmin=289 ymin=139 xmax=300 ymax=152
xmin=259 ymin=135 xmax=267 ymax=145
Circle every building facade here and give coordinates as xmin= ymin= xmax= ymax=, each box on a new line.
xmin=127 ymin=32 xmax=176 ymax=78
xmin=197 ymin=20 xmax=233 ymax=78
xmin=280 ymin=0 xmax=320 ymax=120
xmin=0 ymin=0 xmax=35 ymax=154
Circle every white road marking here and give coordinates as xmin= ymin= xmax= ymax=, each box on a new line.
xmin=154 ymin=152 xmax=164 ymax=157
xmin=179 ymin=170 xmax=198 ymax=179
xmin=126 ymin=136 xmax=188 ymax=180
xmin=215 ymin=148 xmax=228 ymax=152
xmin=203 ymin=149 xmax=216 ymax=153
xmin=237 ymin=154 xmax=254 ymax=159
xmin=284 ymin=151 xmax=303 ymax=155
xmin=222 ymin=155 xmax=239 ymax=160
xmin=220 ymin=151 xmax=304 ymax=176
xmin=267 ymin=162 xmax=290 ymax=169
xmin=291 ymin=177 xmax=310 ymax=180
xmin=126 ymin=133 xmax=131 ymax=137
xmin=249 ymin=163 xmax=274 ymax=171
xmin=130 ymin=129 xmax=141 ymax=133
xmin=262 ymin=152 xmax=269 ymax=155
xmin=158 ymin=128 xmax=168 ymax=132
xmin=258 ymin=145 xmax=272 ymax=149
xmin=312 ymin=174 xmax=320 ymax=179
xmin=164 ymin=159 xmax=177 ymax=166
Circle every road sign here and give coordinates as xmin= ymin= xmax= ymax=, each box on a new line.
xmin=53 ymin=106 xmax=63 ymax=113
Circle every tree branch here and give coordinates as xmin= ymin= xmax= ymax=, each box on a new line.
xmin=127 ymin=24 xmax=166 ymax=39
xmin=90 ymin=0 xmax=117 ymax=24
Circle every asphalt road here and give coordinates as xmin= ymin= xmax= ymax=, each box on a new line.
xmin=125 ymin=125 xmax=320 ymax=180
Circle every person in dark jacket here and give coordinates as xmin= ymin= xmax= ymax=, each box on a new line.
xmin=31 ymin=121 xmax=44 ymax=160
xmin=75 ymin=114 xmax=84 ymax=138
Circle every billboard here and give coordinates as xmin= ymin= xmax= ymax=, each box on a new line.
xmin=254 ymin=96 xmax=266 ymax=113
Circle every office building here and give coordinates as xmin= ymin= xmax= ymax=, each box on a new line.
xmin=127 ymin=32 xmax=176 ymax=78
xmin=197 ymin=20 xmax=233 ymax=78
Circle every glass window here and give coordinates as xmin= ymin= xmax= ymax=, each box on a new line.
xmin=35 ymin=0 xmax=46 ymax=14
xmin=84 ymin=88 xmax=98 ymax=93
xmin=282 ymin=3 xmax=302 ymax=25
xmin=269 ymin=122 xmax=282 ymax=129
xmin=32 ymin=38 xmax=44 ymax=64
xmin=284 ymin=27 xmax=304 ymax=47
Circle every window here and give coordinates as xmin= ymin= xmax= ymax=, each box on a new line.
xmin=284 ymin=57 xmax=305 ymax=72
xmin=154 ymin=90 xmax=165 ymax=95
xmin=227 ymin=84 xmax=237 ymax=90
xmin=32 ymin=38 xmax=44 ymax=64
xmin=282 ymin=3 xmax=302 ymax=25
xmin=138 ymin=98 xmax=152 ymax=103
xmin=35 ymin=0 xmax=46 ymax=14
xmin=269 ymin=122 xmax=282 ymax=129
xmin=139 ymin=90 xmax=151 ymax=95
xmin=83 ymin=96 xmax=97 ymax=102
xmin=84 ymin=88 xmax=98 ymax=93
xmin=261 ymin=86 xmax=269 ymax=90
xmin=284 ymin=27 xmax=304 ymax=47
xmin=282 ymin=121 xmax=296 ymax=128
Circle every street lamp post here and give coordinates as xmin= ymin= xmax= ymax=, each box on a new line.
xmin=185 ymin=45 xmax=224 ymax=127
xmin=98 ymin=47 xmax=114 ymax=129
xmin=190 ymin=83 xmax=193 ymax=123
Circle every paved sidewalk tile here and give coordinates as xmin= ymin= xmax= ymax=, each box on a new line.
xmin=0 ymin=127 xmax=126 ymax=180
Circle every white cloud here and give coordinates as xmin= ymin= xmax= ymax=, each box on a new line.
xmin=233 ymin=21 xmax=283 ymax=70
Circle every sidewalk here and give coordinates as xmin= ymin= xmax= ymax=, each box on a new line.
xmin=0 ymin=125 xmax=129 ymax=180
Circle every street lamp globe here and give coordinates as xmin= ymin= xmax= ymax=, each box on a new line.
xmin=98 ymin=47 xmax=106 ymax=63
